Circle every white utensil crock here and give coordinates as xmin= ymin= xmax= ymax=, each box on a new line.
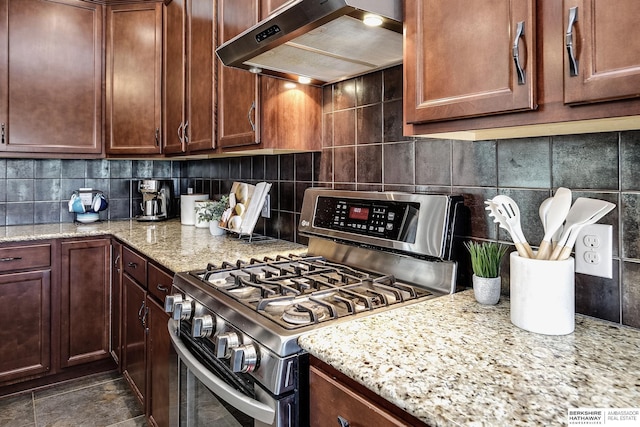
xmin=510 ymin=252 xmax=575 ymax=335
xmin=180 ymin=194 xmax=208 ymax=225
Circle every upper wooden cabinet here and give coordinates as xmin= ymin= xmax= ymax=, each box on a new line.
xmin=404 ymin=0 xmax=537 ymax=123
xmin=0 ymin=0 xmax=102 ymax=156
xmin=216 ymin=0 xmax=260 ymax=150
xmin=405 ymin=0 xmax=640 ymax=139
xmin=106 ymin=2 xmax=163 ymax=156
xmin=164 ymin=0 xmax=216 ymax=154
xmin=215 ymin=0 xmax=322 ymax=154
xmin=563 ymin=0 xmax=640 ymax=105
xmin=260 ymin=0 xmax=292 ymax=17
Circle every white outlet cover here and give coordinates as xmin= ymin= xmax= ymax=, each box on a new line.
xmin=575 ymin=224 xmax=613 ymax=278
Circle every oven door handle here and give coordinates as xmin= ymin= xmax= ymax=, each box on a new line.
xmin=167 ymin=319 xmax=276 ymax=425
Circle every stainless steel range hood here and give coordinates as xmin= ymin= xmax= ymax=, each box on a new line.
xmin=215 ymin=0 xmax=403 ymax=86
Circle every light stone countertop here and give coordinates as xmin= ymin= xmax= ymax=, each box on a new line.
xmin=0 ymin=219 xmax=307 ymax=273
xmin=298 ymin=290 xmax=640 ymax=427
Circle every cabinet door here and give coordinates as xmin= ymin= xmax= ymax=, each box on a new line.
xmin=260 ymin=77 xmax=322 ymax=151
xmin=217 ymin=0 xmax=260 ymax=149
xmin=123 ymin=274 xmax=147 ymax=407
xmin=0 ymin=0 xmax=102 ymax=155
xmin=261 ymin=0 xmax=293 ymax=18
xmin=60 ymin=239 xmax=111 ymax=368
xmin=163 ymin=0 xmax=188 ymax=155
xmin=404 ymin=0 xmax=537 ymax=123
xmin=147 ymin=297 xmax=172 ymax=427
xmin=563 ymin=0 xmax=640 ymax=104
xmin=111 ymin=240 xmax=123 ymax=366
xmin=185 ymin=0 xmax=216 ymax=152
xmin=106 ymin=2 xmax=162 ymax=155
xmin=0 ymin=270 xmax=51 ymax=384
xmin=309 ymin=365 xmax=411 ymax=427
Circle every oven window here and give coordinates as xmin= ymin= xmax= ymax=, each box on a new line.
xmin=180 ymin=360 xmax=254 ymax=427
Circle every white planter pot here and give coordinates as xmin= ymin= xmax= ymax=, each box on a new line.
xmin=472 ymin=275 xmax=501 ymax=305
xmin=194 ymin=201 xmax=210 ymax=228
xmin=209 ymin=221 xmax=225 ymax=236
xmin=510 ymin=252 xmax=575 ymax=335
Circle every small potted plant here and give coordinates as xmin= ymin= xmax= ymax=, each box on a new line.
xmin=195 ymin=196 xmax=229 ymax=235
xmin=465 ymin=241 xmax=508 ymax=305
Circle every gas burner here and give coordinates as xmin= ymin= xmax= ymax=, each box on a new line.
xmin=282 ymin=302 xmax=329 ymax=325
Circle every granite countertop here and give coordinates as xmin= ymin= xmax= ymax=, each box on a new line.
xmin=0 ymin=219 xmax=307 ymax=272
xmin=299 ymin=291 xmax=640 ymax=427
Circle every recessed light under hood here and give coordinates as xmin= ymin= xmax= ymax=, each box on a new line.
xmin=215 ymin=0 xmax=403 ymax=86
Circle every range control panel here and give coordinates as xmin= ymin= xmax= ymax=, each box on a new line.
xmin=313 ymin=196 xmax=419 ymax=243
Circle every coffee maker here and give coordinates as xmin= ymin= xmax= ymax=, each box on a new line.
xmin=136 ymin=179 xmax=175 ymax=221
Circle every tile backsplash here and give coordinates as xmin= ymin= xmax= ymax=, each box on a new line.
xmin=0 ymin=65 xmax=638 ymax=329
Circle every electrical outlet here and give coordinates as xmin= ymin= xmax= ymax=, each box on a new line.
xmin=574 ymin=224 xmax=613 ymax=278
xmin=261 ymin=194 xmax=271 ymax=219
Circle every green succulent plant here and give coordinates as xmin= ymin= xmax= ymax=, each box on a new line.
xmin=465 ymin=241 xmax=509 ymax=279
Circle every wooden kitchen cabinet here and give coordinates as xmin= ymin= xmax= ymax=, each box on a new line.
xmin=106 ymin=2 xmax=163 ymax=156
xmin=0 ymin=243 xmax=52 ymax=385
xmin=216 ymin=0 xmax=260 ymax=149
xmin=215 ymin=0 xmax=322 ymax=154
xmin=59 ymin=238 xmax=111 ymax=368
xmin=120 ymin=243 xmax=174 ymax=426
xmin=164 ymin=0 xmax=216 ymax=154
xmin=261 ymin=0 xmax=292 ymax=17
xmin=404 ymin=0 xmax=640 ymax=139
xmin=404 ymin=0 xmax=537 ymax=123
xmin=123 ymin=273 xmax=148 ymax=407
xmin=309 ymin=357 xmax=427 ymax=427
xmin=0 ymin=0 xmax=102 ymax=156
xmin=111 ymin=240 xmax=123 ymax=366
xmin=563 ymin=0 xmax=640 ymax=105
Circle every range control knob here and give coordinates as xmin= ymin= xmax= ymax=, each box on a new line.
xmin=214 ymin=332 xmax=239 ymax=358
xmin=173 ymin=298 xmax=192 ymax=321
xmin=191 ymin=314 xmax=215 ymax=338
xmin=230 ymin=344 xmax=259 ymax=373
xmin=164 ymin=294 xmax=182 ymax=313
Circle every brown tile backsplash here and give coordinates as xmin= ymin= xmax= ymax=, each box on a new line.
xmin=0 ymin=65 xmax=638 ymax=329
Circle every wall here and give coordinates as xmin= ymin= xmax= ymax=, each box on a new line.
xmin=0 ymin=65 xmax=638 ymax=329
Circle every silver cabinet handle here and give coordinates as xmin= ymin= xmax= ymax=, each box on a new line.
xmin=183 ymin=121 xmax=189 ymax=144
xmin=512 ymin=21 xmax=526 ymax=85
xmin=177 ymin=123 xmax=184 ymax=143
xmin=247 ymin=101 xmax=256 ymax=132
xmin=155 ymin=127 xmax=160 ymax=146
xmin=337 ymin=416 xmax=350 ymax=427
xmin=1 ymin=123 xmax=5 ymax=144
xmin=0 ymin=256 xmax=22 ymax=262
xmin=137 ymin=301 xmax=145 ymax=321
xmin=566 ymin=6 xmax=579 ymax=76
xmin=157 ymin=284 xmax=169 ymax=293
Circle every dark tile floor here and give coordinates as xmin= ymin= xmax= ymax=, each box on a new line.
xmin=0 ymin=371 xmax=146 ymax=427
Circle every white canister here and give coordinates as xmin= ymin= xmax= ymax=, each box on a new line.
xmin=510 ymin=252 xmax=575 ymax=335
xmin=180 ymin=194 xmax=208 ymax=225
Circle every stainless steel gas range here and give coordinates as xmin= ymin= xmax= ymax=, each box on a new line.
xmin=165 ymin=189 xmax=466 ymax=426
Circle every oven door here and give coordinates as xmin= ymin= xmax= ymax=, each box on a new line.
xmin=168 ymin=319 xmax=295 ymax=427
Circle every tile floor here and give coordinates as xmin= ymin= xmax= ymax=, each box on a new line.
xmin=0 ymin=371 xmax=146 ymax=427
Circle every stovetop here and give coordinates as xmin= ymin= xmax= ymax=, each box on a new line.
xmin=190 ymin=254 xmax=434 ymax=329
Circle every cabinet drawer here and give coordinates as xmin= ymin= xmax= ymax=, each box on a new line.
xmin=148 ymin=263 xmax=173 ymax=303
xmin=122 ymin=247 xmax=147 ymax=287
xmin=0 ymin=244 xmax=51 ymax=273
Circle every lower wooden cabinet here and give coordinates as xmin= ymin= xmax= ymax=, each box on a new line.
xmin=0 ymin=269 xmax=51 ymax=384
xmin=59 ymin=238 xmax=111 ymax=368
xmin=309 ymin=357 xmax=426 ymax=427
xmin=120 ymin=243 xmax=174 ymax=427
xmin=123 ymin=273 xmax=148 ymax=407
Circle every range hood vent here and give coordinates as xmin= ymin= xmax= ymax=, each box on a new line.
xmin=216 ymin=0 xmax=403 ymax=86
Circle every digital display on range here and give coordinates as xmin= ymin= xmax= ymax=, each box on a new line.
xmin=348 ymin=206 xmax=369 ymax=221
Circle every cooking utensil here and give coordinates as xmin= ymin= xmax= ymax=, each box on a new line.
xmin=536 ymin=187 xmax=572 ymax=260
xmin=485 ymin=196 xmax=533 ymax=258
xmin=549 ymin=198 xmax=615 ymax=260
xmin=485 ymin=200 xmax=527 ymax=258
